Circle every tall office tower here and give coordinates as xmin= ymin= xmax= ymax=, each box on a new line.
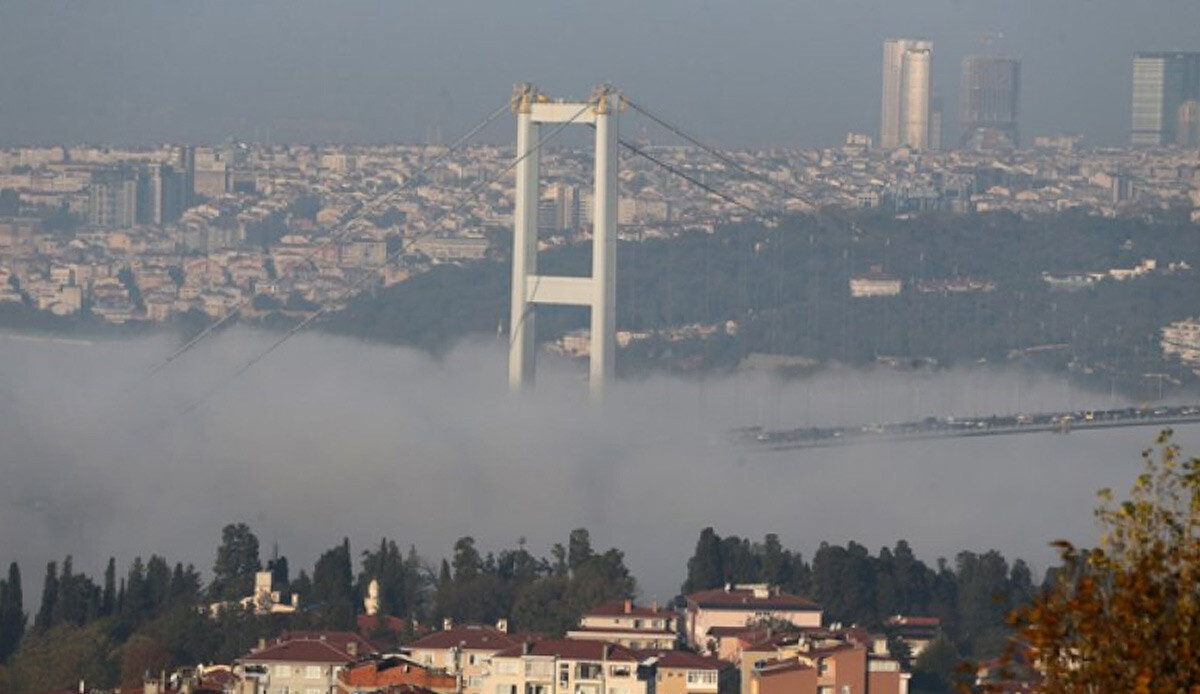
xmin=960 ymin=56 xmax=1021 ymax=150
xmin=177 ymin=145 xmax=196 ymax=209
xmin=88 ymin=168 xmax=138 ymax=229
xmin=136 ymin=164 xmax=185 ymax=226
xmin=929 ymin=97 xmax=944 ymax=150
xmin=881 ymin=38 xmax=933 ymax=149
xmin=1178 ymin=100 xmax=1200 ymax=147
xmin=1131 ymin=52 xmax=1200 ymax=146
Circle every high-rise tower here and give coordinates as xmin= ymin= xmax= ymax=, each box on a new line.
xmin=881 ymin=39 xmax=933 ymax=149
xmin=960 ymin=56 xmax=1021 ymax=150
xmin=1131 ymin=52 xmax=1200 ymax=146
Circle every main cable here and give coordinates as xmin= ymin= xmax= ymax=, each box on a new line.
xmin=621 ymin=95 xmax=818 ymax=212
xmin=138 ymin=99 xmax=513 ymax=383
xmin=162 ymin=102 xmax=595 ymax=424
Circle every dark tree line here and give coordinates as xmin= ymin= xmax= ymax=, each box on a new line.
xmin=0 ymin=525 xmax=634 ymax=693
xmin=682 ymin=527 xmax=1037 ymax=661
xmin=323 ymin=211 xmax=1200 ymax=397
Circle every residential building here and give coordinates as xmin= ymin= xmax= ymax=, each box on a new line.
xmin=405 ymin=621 xmax=523 ymax=694
xmin=89 ymin=168 xmax=138 ymax=229
xmin=742 ymin=631 xmax=909 ymax=694
xmin=237 ymin=631 xmax=374 ymax=694
xmin=640 ymin=650 xmax=737 ymax=694
xmin=850 ymin=266 xmax=902 ymax=298
xmin=881 ymin=39 xmax=933 ymax=149
xmin=685 ymin=584 xmax=822 ymax=653
xmin=960 ymin=56 xmax=1021 ymax=150
xmin=567 ymin=599 xmax=679 ymax=650
xmin=336 ymin=656 xmax=457 ymax=694
xmin=1131 ymin=52 xmax=1200 ymax=146
xmin=484 ymin=639 xmax=650 ymax=694
xmin=884 ymin=615 xmax=942 ymax=658
xmin=1162 ymin=316 xmax=1200 ymax=368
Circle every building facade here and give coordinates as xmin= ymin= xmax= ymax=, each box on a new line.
xmin=484 ymin=640 xmax=650 ymax=694
xmin=960 ymin=56 xmax=1021 ymax=150
xmin=685 ymin=585 xmax=822 ymax=653
xmin=567 ymin=599 xmax=679 ymax=650
xmin=881 ymin=39 xmax=933 ymax=150
xmin=1131 ymin=52 xmax=1200 ymax=146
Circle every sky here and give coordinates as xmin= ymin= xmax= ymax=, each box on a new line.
xmin=1 ymin=0 xmax=1199 ymax=148
xmin=1 ymin=329 xmax=1196 ymax=602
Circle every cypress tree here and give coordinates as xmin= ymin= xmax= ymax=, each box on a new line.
xmin=33 ymin=561 xmax=57 ymax=632
xmin=0 ymin=562 xmax=26 ymax=662
xmin=102 ymin=558 xmax=116 ymax=616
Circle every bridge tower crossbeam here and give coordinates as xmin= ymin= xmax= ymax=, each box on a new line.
xmin=509 ymin=84 xmax=619 ymax=400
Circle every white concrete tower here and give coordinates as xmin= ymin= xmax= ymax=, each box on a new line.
xmin=881 ymin=39 xmax=932 ymax=149
xmin=509 ymin=84 xmax=620 ymax=400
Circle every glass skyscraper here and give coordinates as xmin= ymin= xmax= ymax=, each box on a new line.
xmin=881 ymin=39 xmax=933 ymax=149
xmin=1131 ymin=52 xmax=1200 ymax=146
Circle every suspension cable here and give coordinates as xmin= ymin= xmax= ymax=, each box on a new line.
xmin=139 ymin=99 xmax=513 ymax=383
xmin=620 ymin=95 xmax=817 ymax=212
xmin=164 ymin=101 xmax=595 ymax=423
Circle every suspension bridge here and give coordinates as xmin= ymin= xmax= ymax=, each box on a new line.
xmin=127 ymin=82 xmax=1196 ymax=442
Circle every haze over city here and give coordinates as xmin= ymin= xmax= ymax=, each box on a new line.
xmin=1 ymin=1 xmax=1200 ymax=692
xmin=2 ymin=0 xmax=1200 ymax=147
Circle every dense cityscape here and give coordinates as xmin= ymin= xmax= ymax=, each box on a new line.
xmin=2 ymin=50 xmax=1200 ymax=378
xmin=1 ymin=9 xmax=1199 ymax=694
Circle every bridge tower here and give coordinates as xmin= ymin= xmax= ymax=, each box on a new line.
xmin=509 ymin=84 xmax=619 ymax=400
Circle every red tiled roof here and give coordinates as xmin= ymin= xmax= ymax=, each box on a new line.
xmin=637 ymin=650 xmax=730 ymax=671
xmin=493 ymin=639 xmax=639 ymax=662
xmin=242 ymin=632 xmax=374 ymax=664
xmin=687 ymin=587 xmax=820 ymax=612
xmin=754 ymin=659 xmax=812 ymax=676
xmin=408 ymin=625 xmax=523 ymax=652
xmin=567 ymin=626 xmax=676 ymax=637
xmin=339 ymin=658 xmax=456 ymax=691
xmin=584 ymin=600 xmax=674 ymax=619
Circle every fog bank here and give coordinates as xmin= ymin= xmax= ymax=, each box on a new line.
xmin=0 ymin=329 xmax=1195 ymax=604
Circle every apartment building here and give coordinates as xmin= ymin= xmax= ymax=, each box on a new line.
xmin=567 ymin=599 xmax=679 ymax=650
xmin=484 ymin=640 xmax=649 ymax=694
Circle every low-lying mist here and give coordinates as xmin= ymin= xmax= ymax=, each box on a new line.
xmin=1 ymin=329 xmax=1195 ymax=604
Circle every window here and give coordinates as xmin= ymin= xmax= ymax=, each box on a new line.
xmin=525 ymin=685 xmax=547 ymax=694
xmin=305 ymin=666 xmax=322 ymax=679
xmin=818 ymin=660 xmax=829 ymax=676
xmin=525 ymin=661 xmax=553 ymax=679
xmin=609 ymin=665 xmax=631 ymax=678
xmin=560 ymin=663 xmax=571 ymax=685
xmin=275 ymin=688 xmax=288 ymax=694
xmin=275 ymin=666 xmax=292 ymax=678
xmin=469 ymin=654 xmax=478 ymax=666
xmin=306 ymin=688 xmax=321 ymax=694
xmin=576 ymin=663 xmax=602 ymax=680
xmin=469 ymin=677 xmax=483 ymax=687
xmin=496 ymin=686 xmax=517 ymax=694
xmin=633 ymin=619 xmax=643 ymax=629
xmin=686 ymin=671 xmax=718 ymax=685
xmin=497 ymin=661 xmax=519 ymax=676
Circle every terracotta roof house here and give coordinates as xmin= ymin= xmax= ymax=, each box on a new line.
xmin=567 ymin=599 xmax=679 ymax=650
xmin=684 ymin=584 xmax=822 ymax=653
xmin=336 ymin=656 xmax=457 ymax=694
xmin=404 ymin=621 xmax=524 ymax=694
xmin=485 ymin=640 xmax=649 ymax=694
xmin=237 ymin=631 xmax=375 ymax=694
xmin=637 ymin=649 xmax=737 ymax=694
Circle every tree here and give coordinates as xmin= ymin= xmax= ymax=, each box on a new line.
xmin=312 ymin=539 xmax=355 ymax=628
xmin=212 ymin=523 xmax=261 ymax=600
xmin=683 ymin=527 xmax=724 ymax=594
xmin=33 ymin=562 xmax=57 ymax=633
xmin=0 ymin=562 xmax=25 ymax=663
xmin=1005 ymin=431 xmax=1200 ymax=692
